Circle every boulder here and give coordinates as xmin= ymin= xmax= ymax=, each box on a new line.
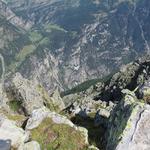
xmin=22 ymin=141 xmax=41 ymax=150
xmin=106 ymin=88 xmax=150 ymax=150
xmin=0 ymin=114 xmax=29 ymax=149
xmin=26 ymin=107 xmax=75 ymax=130
xmin=25 ymin=107 xmax=50 ymax=130
xmin=25 ymin=107 xmax=89 ymax=150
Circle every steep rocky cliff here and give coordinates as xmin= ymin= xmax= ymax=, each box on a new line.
xmin=0 ymin=0 xmax=149 ymax=93
xmin=1 ymin=56 xmax=150 ymax=150
xmin=0 ymin=73 xmax=94 ymax=150
xmin=61 ymin=55 xmax=150 ymax=150
xmin=0 ymin=0 xmax=150 ymax=149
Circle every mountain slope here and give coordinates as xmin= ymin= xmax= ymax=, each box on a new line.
xmin=0 ymin=0 xmax=149 ymax=94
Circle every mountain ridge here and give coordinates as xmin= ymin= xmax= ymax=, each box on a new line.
xmin=0 ymin=0 xmax=149 ymax=94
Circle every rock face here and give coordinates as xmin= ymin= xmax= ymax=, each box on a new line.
xmin=106 ymin=88 xmax=150 ymax=150
xmin=95 ymin=55 xmax=150 ymax=102
xmin=10 ymin=73 xmax=44 ymax=114
xmin=139 ymin=77 xmax=150 ymax=103
xmin=49 ymin=88 xmax=65 ymax=111
xmin=0 ymin=0 xmax=32 ymax=30
xmin=0 ymin=1 xmax=149 ymax=148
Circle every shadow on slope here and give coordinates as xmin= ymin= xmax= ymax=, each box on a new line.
xmin=71 ymin=114 xmax=106 ymax=150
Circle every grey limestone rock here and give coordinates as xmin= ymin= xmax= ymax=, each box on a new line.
xmin=106 ymin=88 xmax=150 ymax=150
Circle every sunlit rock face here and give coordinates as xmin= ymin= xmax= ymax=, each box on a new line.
xmin=0 ymin=0 xmax=149 ymax=93
xmin=0 ymin=0 xmax=32 ymax=30
xmin=106 ymin=88 xmax=150 ymax=150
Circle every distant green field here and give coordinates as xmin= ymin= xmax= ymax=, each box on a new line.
xmin=5 ymin=23 xmax=70 ymax=74
xmin=44 ymin=24 xmax=67 ymax=33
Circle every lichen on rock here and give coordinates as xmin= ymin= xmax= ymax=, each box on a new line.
xmin=26 ymin=107 xmax=89 ymax=150
xmin=106 ymin=88 xmax=150 ymax=150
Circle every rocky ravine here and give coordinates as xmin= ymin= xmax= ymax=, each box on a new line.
xmin=1 ymin=56 xmax=150 ymax=149
xmin=62 ymin=55 xmax=150 ymax=150
xmin=0 ymin=0 xmax=149 ymax=93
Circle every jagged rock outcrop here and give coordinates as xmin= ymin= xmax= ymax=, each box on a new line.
xmin=6 ymin=73 xmax=65 ymax=114
xmin=96 ymin=55 xmax=150 ymax=102
xmin=10 ymin=73 xmax=45 ymax=114
xmin=61 ymin=56 xmax=150 ymax=150
xmin=1 ymin=57 xmax=150 ymax=150
xmin=63 ymin=89 xmax=114 ymax=122
xmin=106 ymin=88 xmax=150 ymax=150
xmin=49 ymin=88 xmax=65 ymax=111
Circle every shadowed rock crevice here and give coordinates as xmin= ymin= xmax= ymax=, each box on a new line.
xmin=71 ymin=114 xmax=106 ymax=150
xmin=95 ymin=57 xmax=150 ymax=103
xmin=106 ymin=99 xmax=134 ymax=150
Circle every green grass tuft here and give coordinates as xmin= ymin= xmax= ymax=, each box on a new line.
xmin=8 ymin=100 xmax=22 ymax=112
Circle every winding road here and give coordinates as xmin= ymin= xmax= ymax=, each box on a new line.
xmin=0 ymin=53 xmax=5 ymax=86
